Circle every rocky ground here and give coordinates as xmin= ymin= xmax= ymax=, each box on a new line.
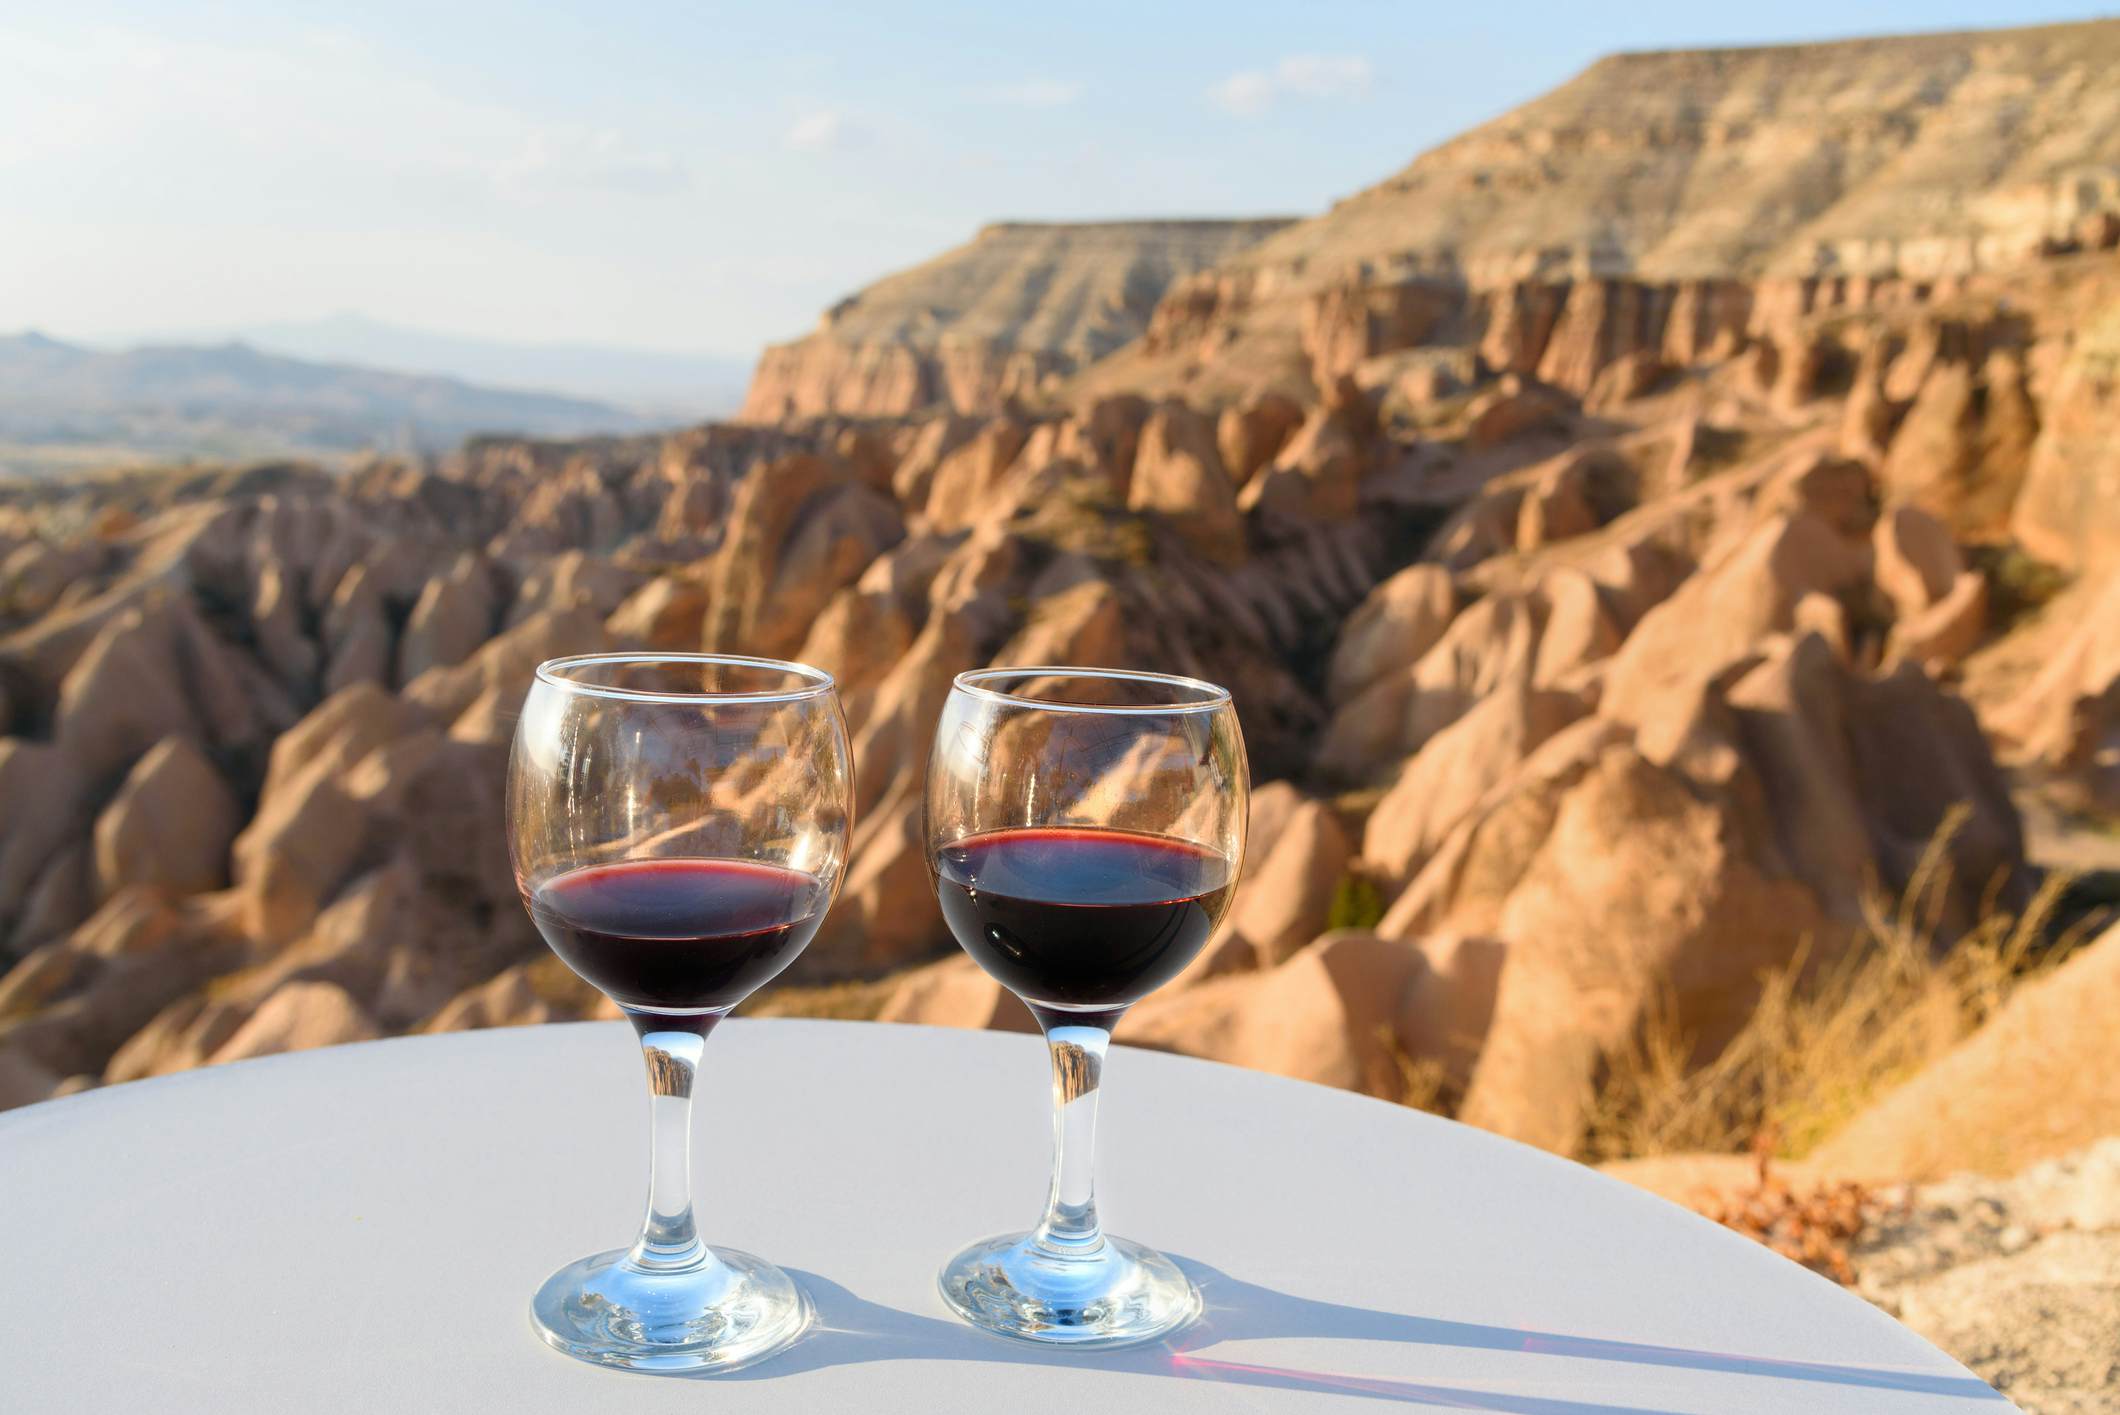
xmin=1615 ymin=1139 xmax=2120 ymax=1411
xmin=1856 ymin=1142 xmax=2120 ymax=1413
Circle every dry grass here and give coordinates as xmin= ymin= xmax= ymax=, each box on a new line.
xmin=1379 ymin=1027 xmax=1454 ymax=1115
xmin=522 ymin=953 xmax=605 ymax=1012
xmin=738 ymin=972 xmax=906 ymax=1023
xmin=1580 ymin=806 xmax=2093 ymax=1165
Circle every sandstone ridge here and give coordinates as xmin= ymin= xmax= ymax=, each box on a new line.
xmin=739 ymin=218 xmax=1295 ymax=420
xmin=1075 ymin=18 xmax=2120 ymax=403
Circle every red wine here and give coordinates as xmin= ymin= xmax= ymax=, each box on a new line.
xmin=935 ymin=826 xmax=1235 ymax=1011
xmin=528 ymin=858 xmax=827 ymax=1014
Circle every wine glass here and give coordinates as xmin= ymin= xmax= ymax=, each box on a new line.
xmin=508 ymin=652 xmax=851 ymax=1372
xmin=925 ymin=666 xmax=1248 ymax=1346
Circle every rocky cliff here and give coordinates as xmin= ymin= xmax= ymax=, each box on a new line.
xmin=739 ymin=219 xmax=1294 ymax=420
xmin=1073 ymin=18 xmax=2120 ymax=404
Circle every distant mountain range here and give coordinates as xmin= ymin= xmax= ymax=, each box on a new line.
xmin=229 ymin=314 xmax=753 ymax=418
xmin=0 ymin=330 xmax=669 ymax=480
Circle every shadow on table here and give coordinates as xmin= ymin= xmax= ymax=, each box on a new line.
xmin=722 ymin=1260 xmax=2004 ymax=1409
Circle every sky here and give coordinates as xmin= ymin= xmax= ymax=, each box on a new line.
xmin=2 ymin=1 xmax=2108 ymax=361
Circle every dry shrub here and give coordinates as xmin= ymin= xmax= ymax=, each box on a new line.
xmin=1581 ymin=805 xmax=2092 ymax=1165
xmin=1693 ymin=1129 xmax=1873 ymax=1285
xmin=523 ymin=953 xmax=605 ymax=1013
xmin=1378 ymin=1026 xmax=1453 ymax=1115
xmin=740 ymin=972 xmax=904 ymax=1022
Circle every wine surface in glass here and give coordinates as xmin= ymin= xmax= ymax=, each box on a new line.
xmin=527 ymin=857 xmax=827 ymax=1013
xmin=934 ymin=825 xmax=1234 ymax=1010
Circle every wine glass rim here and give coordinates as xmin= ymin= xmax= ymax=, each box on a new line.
xmin=951 ymin=665 xmax=1233 ymax=714
xmin=534 ymin=652 xmax=838 ymax=705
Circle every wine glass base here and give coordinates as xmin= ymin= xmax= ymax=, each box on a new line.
xmin=530 ymin=1245 xmax=811 ymax=1373
xmin=938 ymin=1231 xmax=1201 ymax=1348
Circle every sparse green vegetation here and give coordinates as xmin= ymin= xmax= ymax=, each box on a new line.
xmin=1014 ymin=471 xmax=1154 ymax=566
xmin=1968 ymin=542 xmax=2072 ymax=631
xmin=1325 ymin=867 xmax=1386 ymax=933
xmin=1684 ymin=422 xmax=1755 ymax=479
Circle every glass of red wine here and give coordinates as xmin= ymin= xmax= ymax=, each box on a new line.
xmin=508 ymin=652 xmax=850 ymax=1372
xmin=926 ymin=666 xmax=1247 ymax=1346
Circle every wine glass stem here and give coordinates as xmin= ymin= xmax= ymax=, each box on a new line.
xmin=627 ymin=1016 xmax=715 ymax=1272
xmin=1032 ymin=1012 xmax=1114 ymax=1259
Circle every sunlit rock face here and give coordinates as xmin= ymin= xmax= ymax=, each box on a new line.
xmin=739 ymin=219 xmax=1296 ymax=421
xmin=1075 ymin=19 xmax=2120 ymax=407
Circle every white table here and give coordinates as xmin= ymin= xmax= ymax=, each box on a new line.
xmin=0 ymin=1019 xmax=2002 ymax=1413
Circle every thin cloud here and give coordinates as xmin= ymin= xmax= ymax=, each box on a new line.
xmin=1210 ymin=54 xmax=1373 ymax=116
xmin=783 ymin=108 xmax=852 ymax=152
xmin=974 ymin=78 xmax=1084 ymax=108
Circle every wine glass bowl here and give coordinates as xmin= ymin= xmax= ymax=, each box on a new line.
xmin=508 ymin=653 xmax=851 ymax=1372
xmin=925 ymin=666 xmax=1248 ymax=1347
